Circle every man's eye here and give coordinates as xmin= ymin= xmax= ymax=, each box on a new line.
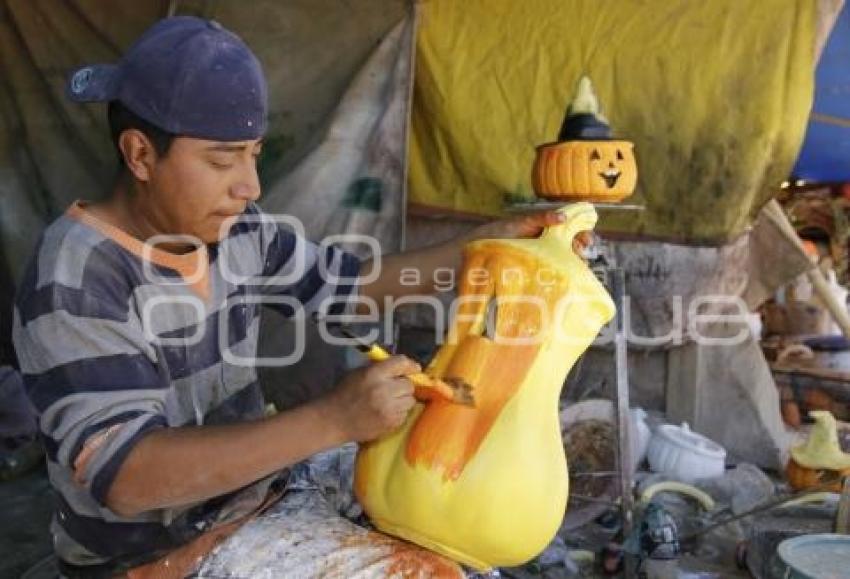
xmin=209 ymin=159 xmax=233 ymax=169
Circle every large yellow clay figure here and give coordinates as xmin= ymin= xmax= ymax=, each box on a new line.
xmin=354 ymin=203 xmax=616 ymax=569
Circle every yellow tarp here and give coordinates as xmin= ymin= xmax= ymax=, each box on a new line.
xmin=409 ymin=0 xmax=818 ymax=242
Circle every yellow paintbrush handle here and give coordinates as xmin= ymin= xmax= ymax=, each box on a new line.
xmin=364 ymin=344 xmax=391 ymax=362
xmin=407 ymin=372 xmax=437 ymax=388
xmin=361 ymin=343 xmax=453 ymax=399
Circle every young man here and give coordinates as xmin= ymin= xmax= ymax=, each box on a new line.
xmin=13 ymin=16 xmax=568 ymax=577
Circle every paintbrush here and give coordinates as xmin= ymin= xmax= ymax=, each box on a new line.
xmin=339 ymin=328 xmax=476 ymax=407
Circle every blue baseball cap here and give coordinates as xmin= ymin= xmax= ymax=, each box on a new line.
xmin=66 ymin=16 xmax=267 ymax=141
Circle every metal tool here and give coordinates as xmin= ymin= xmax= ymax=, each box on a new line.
xmin=508 ymin=187 xmax=643 ymax=578
xmin=678 ymin=476 xmax=847 ymax=541
xmin=339 ymin=328 xmax=476 ymax=407
xmin=837 ymin=477 xmax=850 ymax=533
xmin=504 ymin=200 xmax=646 ymax=213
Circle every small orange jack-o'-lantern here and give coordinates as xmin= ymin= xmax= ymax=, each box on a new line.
xmin=532 ymin=76 xmax=637 ymax=203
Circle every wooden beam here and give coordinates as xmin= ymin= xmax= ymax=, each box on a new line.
xmin=770 ymin=363 xmax=850 ymax=384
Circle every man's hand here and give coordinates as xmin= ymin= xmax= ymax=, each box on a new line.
xmin=468 ymin=210 xmax=565 ymax=240
xmin=358 ymin=210 xmax=595 ymax=307
xmin=468 ymin=211 xmax=594 ymax=256
xmin=322 ymin=355 xmax=420 ymax=442
xmin=104 ymin=355 xmax=420 ymax=516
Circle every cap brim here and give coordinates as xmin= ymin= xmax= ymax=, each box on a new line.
xmin=65 ymin=64 xmax=121 ymax=103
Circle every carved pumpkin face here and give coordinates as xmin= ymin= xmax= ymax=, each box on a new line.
xmin=532 ymin=139 xmax=637 ymax=202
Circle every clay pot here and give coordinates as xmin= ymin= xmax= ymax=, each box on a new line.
xmin=804 ymin=388 xmax=834 ymax=412
xmin=785 ymin=458 xmax=850 ymax=492
xmin=781 ymin=400 xmax=802 ymax=429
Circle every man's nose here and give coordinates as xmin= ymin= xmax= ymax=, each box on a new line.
xmin=231 ymin=168 xmax=261 ymax=201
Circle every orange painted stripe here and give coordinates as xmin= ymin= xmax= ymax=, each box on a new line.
xmin=405 ymin=248 xmax=567 ymax=480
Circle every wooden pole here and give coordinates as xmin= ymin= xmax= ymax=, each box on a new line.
xmin=836 ymin=477 xmax=850 ymax=534
xmin=762 ymin=200 xmax=850 ymax=339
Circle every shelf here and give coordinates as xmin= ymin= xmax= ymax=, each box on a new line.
xmin=504 ymin=201 xmax=645 ymax=213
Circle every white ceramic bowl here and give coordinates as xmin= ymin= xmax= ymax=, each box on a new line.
xmin=647 ymin=422 xmax=726 ymax=482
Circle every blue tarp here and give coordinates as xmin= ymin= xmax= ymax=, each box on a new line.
xmin=793 ymin=3 xmax=850 ymax=183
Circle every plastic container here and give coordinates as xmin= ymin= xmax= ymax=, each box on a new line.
xmin=647 ymin=423 xmax=726 ymax=482
xmin=772 ymin=534 xmax=850 ymax=579
xmin=745 ymin=312 xmax=762 ymax=340
xmin=819 ymin=269 xmax=849 ymax=336
xmin=630 ymin=408 xmax=651 ymax=470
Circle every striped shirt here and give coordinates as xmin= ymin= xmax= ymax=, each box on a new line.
xmin=13 ymin=201 xmax=359 ymax=576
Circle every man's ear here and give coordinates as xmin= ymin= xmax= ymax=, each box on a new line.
xmin=118 ymin=129 xmax=158 ymax=183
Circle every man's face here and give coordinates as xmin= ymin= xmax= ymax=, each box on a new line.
xmin=144 ymin=137 xmax=263 ymax=245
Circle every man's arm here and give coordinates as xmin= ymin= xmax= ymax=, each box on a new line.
xmin=105 ymin=355 xmax=419 ymax=517
xmin=360 ymin=211 xmax=588 ymax=303
xmin=108 ymin=210 xmax=584 ymax=515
